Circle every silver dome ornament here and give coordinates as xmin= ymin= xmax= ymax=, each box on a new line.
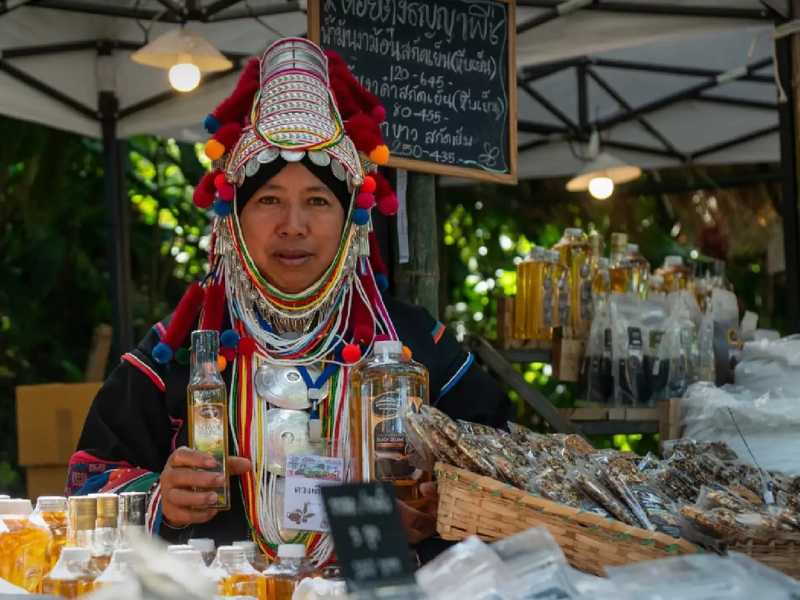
xmin=308 ymin=151 xmax=331 ymax=167
xmin=245 ymin=157 xmax=260 ymax=177
xmin=254 ymin=363 xmax=329 ymax=410
xmin=257 ymin=147 xmax=280 ymax=164
xmin=280 ymin=149 xmax=306 ymax=162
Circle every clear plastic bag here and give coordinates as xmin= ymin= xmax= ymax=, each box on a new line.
xmin=584 ymin=300 xmax=613 ymax=405
xmin=610 ymin=296 xmax=647 ymax=407
xmin=414 ymin=536 xmax=505 ymax=600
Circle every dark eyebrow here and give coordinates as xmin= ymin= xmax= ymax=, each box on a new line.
xmin=259 ymin=184 xmax=332 ymax=194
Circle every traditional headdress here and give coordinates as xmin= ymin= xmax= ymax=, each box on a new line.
xmin=151 ymin=38 xmax=401 ymax=565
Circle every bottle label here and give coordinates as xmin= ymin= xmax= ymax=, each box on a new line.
xmin=371 ymin=392 xmax=423 ymax=481
xmin=189 ymin=399 xmax=229 ymax=509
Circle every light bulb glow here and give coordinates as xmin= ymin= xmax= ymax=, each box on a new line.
xmin=588 ymin=176 xmax=614 ymax=200
xmin=168 ymin=62 xmax=201 ymax=92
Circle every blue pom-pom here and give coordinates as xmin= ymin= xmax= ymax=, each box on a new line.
xmin=352 ymin=208 xmax=370 ymax=226
xmin=152 ymin=342 xmax=173 ymax=364
xmin=375 ymin=272 xmax=389 ymax=291
xmin=203 ymin=114 xmax=219 ymax=134
xmin=221 ymin=329 xmax=240 ymax=349
xmin=213 ymin=199 xmax=232 ymax=217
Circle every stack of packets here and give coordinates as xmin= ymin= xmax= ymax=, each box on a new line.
xmin=406 ymin=406 xmax=800 ymax=545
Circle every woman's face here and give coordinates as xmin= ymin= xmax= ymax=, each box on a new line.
xmin=239 ymin=162 xmax=346 ymax=294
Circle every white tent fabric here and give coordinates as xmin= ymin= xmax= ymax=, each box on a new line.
xmin=0 ymin=1 xmax=783 ymax=178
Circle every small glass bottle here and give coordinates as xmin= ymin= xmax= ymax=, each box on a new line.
xmin=91 ymin=493 xmax=118 ymax=573
xmin=609 ymin=233 xmax=633 ymax=295
xmin=67 ymin=496 xmax=96 ymax=550
xmin=188 ymin=537 xmax=216 ymax=566
xmin=40 ymin=547 xmax=95 ymax=598
xmin=32 ymin=496 xmax=68 ymax=575
xmin=592 ymin=257 xmax=611 ymax=302
xmin=217 ymin=545 xmax=267 ymax=600
xmin=553 ymin=227 xmax=592 ymax=335
xmin=233 ymin=540 xmax=267 ymax=572
xmin=522 ymin=247 xmax=555 ymax=342
xmin=513 ymin=255 xmax=532 ymax=340
xmin=658 ymin=255 xmax=692 ymax=292
xmin=264 ymin=544 xmax=312 ymax=600
xmin=349 ymin=340 xmax=430 ymax=508
xmin=187 ymin=330 xmax=230 ymax=511
xmin=117 ymin=492 xmax=146 ymax=548
xmin=626 ymin=243 xmax=651 ymax=299
xmin=93 ymin=548 xmax=135 ymax=589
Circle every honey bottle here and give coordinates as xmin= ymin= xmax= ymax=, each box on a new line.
xmin=592 ymin=258 xmax=611 ymax=302
xmin=626 ymin=243 xmax=651 ymax=299
xmin=0 ymin=498 xmax=50 ymax=592
xmin=522 ymin=247 xmax=555 ymax=342
xmin=657 ymin=255 xmax=693 ymax=293
xmin=32 ymin=496 xmax=68 ymax=576
xmin=233 ymin=540 xmax=268 ymax=572
xmin=350 ymin=340 xmax=430 ymax=508
xmin=513 ymin=255 xmax=532 ymax=340
xmin=188 ymin=330 xmax=230 ymax=511
xmin=217 ymin=545 xmax=267 ymax=600
xmin=264 ymin=544 xmax=313 ymax=600
xmin=609 ymin=233 xmax=633 ymax=295
xmin=553 ymin=228 xmax=592 ymax=335
xmin=40 ymin=547 xmax=95 ymax=598
xmin=90 ymin=493 xmax=118 ymax=573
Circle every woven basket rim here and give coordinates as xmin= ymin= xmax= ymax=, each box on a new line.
xmin=434 ymin=461 xmax=697 ymax=554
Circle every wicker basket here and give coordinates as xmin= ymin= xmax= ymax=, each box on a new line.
xmin=728 ymin=539 xmax=800 ymax=580
xmin=435 ymin=462 xmax=697 ymax=576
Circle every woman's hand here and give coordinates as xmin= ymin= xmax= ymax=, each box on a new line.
xmin=397 ymin=482 xmax=439 ymax=544
xmin=160 ymin=446 xmax=251 ymax=528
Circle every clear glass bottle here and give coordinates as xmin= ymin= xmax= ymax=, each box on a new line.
xmin=592 ymin=257 xmax=611 ymax=302
xmin=350 ymin=340 xmax=430 ymax=508
xmin=187 ymin=329 xmax=230 ymax=510
xmin=32 ymin=496 xmax=68 ymax=575
xmin=609 ymin=233 xmax=633 ymax=295
xmin=117 ymin=492 xmax=146 ymax=548
xmin=40 ymin=547 xmax=95 ymax=598
xmin=657 ymin=255 xmax=692 ymax=293
xmin=548 ymin=250 xmax=566 ymax=331
xmin=522 ymin=247 xmax=556 ymax=342
xmin=67 ymin=496 xmax=96 ymax=550
xmin=513 ymin=255 xmax=532 ymax=340
xmin=626 ymin=243 xmax=651 ymax=299
xmin=188 ymin=537 xmax=216 ymax=566
xmin=553 ymin=228 xmax=592 ymax=335
xmin=217 ymin=545 xmax=267 ymax=600
xmin=264 ymin=544 xmax=313 ymax=600
xmin=233 ymin=540 xmax=267 ymax=572
xmin=93 ymin=548 xmax=135 ymax=589
xmin=90 ymin=493 xmax=118 ymax=573
xmin=0 ymin=498 xmax=50 ymax=592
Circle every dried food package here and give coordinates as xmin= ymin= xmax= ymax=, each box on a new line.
xmin=572 ymin=470 xmax=638 ymax=526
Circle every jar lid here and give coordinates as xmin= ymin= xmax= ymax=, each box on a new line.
xmin=278 ymin=543 xmax=306 ymax=559
xmin=96 ymin=493 xmax=119 ymax=518
xmin=167 ymin=544 xmax=194 ymax=554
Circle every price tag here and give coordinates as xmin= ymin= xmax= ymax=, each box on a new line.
xmin=282 ymin=454 xmax=344 ymax=532
xmin=321 ymin=482 xmax=415 ymax=592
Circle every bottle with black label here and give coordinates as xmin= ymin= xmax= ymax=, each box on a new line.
xmin=350 ymin=340 xmax=429 ymax=508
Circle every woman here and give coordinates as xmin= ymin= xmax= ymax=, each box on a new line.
xmin=71 ymin=38 xmax=509 ymax=564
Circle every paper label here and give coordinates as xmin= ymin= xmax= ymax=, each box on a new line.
xmin=282 ymin=454 xmax=344 ymax=532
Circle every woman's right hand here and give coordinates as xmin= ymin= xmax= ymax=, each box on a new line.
xmin=160 ymin=446 xmax=251 ymax=527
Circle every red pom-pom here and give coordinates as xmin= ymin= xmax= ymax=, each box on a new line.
xmin=378 ymin=193 xmax=399 ymax=216
xmin=200 ymin=282 xmax=225 ymax=331
xmin=238 ymin=337 xmax=256 ymax=356
xmin=217 ymin=181 xmax=234 ymax=202
xmin=221 ymin=347 xmax=236 ymax=362
xmin=213 ymin=173 xmax=227 ymax=189
xmin=371 ymin=105 xmax=387 ymax=122
xmin=361 ymin=175 xmax=376 ymax=194
xmin=356 ymin=192 xmax=375 ymax=209
xmin=162 ymin=282 xmax=206 ymax=350
xmin=213 ymin=122 xmax=242 ymax=149
xmin=342 ymin=343 xmax=362 ymax=364
xmin=193 ymin=171 xmax=217 ymax=209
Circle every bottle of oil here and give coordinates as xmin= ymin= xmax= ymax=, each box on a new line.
xmin=117 ymin=492 xmax=146 ymax=548
xmin=32 ymin=496 xmax=68 ymax=575
xmin=188 ymin=330 xmax=230 ymax=511
xmin=626 ymin=243 xmax=651 ymax=299
xmin=233 ymin=540 xmax=268 ymax=572
xmin=546 ymin=250 xmax=565 ymax=332
xmin=522 ymin=247 xmax=555 ymax=342
xmin=553 ymin=228 xmax=592 ymax=335
xmin=264 ymin=544 xmax=312 ymax=600
xmin=513 ymin=255 xmax=532 ymax=340
xmin=609 ymin=233 xmax=633 ymax=295
xmin=217 ymin=545 xmax=267 ymax=600
xmin=657 ymin=255 xmax=693 ymax=293
xmin=93 ymin=548 xmax=135 ymax=589
xmin=90 ymin=493 xmax=118 ymax=573
xmin=350 ymin=340 xmax=430 ymax=507
xmin=40 ymin=547 xmax=95 ymax=598
xmin=0 ymin=498 xmax=51 ymax=592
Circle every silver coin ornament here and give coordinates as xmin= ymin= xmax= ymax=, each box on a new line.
xmin=254 ymin=362 xmax=329 ymax=410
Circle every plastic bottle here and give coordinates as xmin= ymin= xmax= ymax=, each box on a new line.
xmin=40 ymin=547 xmax=95 ymax=598
xmin=174 ymin=548 xmax=222 ymax=590
xmin=67 ymin=496 xmax=96 ymax=549
xmin=350 ymin=340 xmax=430 ymax=508
xmin=553 ymin=228 xmax=592 ymax=335
xmin=32 ymin=496 xmax=68 ymax=574
xmin=167 ymin=544 xmax=194 ymax=554
xmin=217 ymin=545 xmax=267 ymax=600
xmin=0 ymin=498 xmax=50 ymax=592
xmin=188 ymin=537 xmax=216 ymax=566
xmin=91 ymin=493 xmax=118 ymax=573
xmin=263 ymin=544 xmax=313 ymax=600
xmin=657 ymin=255 xmax=692 ymax=293
xmin=93 ymin=548 xmax=135 ymax=589
xmin=187 ymin=330 xmax=230 ymax=511
xmin=233 ymin=540 xmax=267 ymax=572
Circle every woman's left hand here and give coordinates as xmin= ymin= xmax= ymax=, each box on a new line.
xmin=397 ymin=481 xmax=439 ymax=544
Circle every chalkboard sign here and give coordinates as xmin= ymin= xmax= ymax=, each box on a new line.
xmin=321 ymin=482 xmax=416 ymax=591
xmin=309 ymin=0 xmax=518 ymax=184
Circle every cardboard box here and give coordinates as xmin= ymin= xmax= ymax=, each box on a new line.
xmin=26 ymin=465 xmax=68 ymax=500
xmin=16 ymin=383 xmax=100 ymax=467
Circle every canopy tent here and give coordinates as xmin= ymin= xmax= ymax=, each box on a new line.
xmin=0 ymin=0 xmax=795 ymax=349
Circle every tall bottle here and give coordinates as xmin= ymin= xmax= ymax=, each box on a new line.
xmin=522 ymin=247 xmax=556 ymax=342
xmin=513 ymin=255 xmax=532 ymax=340
xmin=350 ymin=340 xmax=430 ymax=507
xmin=657 ymin=255 xmax=692 ymax=293
xmin=0 ymin=498 xmax=50 ymax=592
xmin=609 ymin=233 xmax=633 ymax=295
xmin=32 ymin=496 xmax=68 ymax=574
xmin=264 ymin=544 xmax=313 ymax=600
xmin=117 ymin=492 xmax=146 ymax=548
xmin=40 ymin=547 xmax=95 ymax=599
xmin=592 ymin=258 xmax=611 ymax=302
xmin=217 ymin=546 xmax=267 ymax=600
xmin=67 ymin=496 xmax=96 ymax=549
xmin=187 ymin=330 xmax=230 ymax=511
xmin=90 ymin=493 xmax=118 ymax=573
xmin=188 ymin=537 xmax=216 ymax=566
xmin=553 ymin=228 xmax=592 ymax=335
xmin=626 ymin=243 xmax=651 ymax=299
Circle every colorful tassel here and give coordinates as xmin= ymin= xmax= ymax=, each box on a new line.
xmin=238 ymin=337 xmax=256 ymax=356
xmin=342 ymin=343 xmax=362 ymax=364
xmin=352 ymin=208 xmax=370 ymax=226
xmin=213 ymin=199 xmax=232 ymax=217
xmin=152 ymin=282 xmax=206 ymax=364
xmin=377 ymin=193 xmax=399 ymax=216
xmin=200 ymin=282 xmax=225 ymax=331
xmin=193 ymin=171 xmax=217 ymax=209
xmin=356 ymin=192 xmax=375 ymax=210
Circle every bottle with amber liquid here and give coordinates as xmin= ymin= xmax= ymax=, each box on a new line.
xmin=522 ymin=247 xmax=556 ymax=342
xmin=553 ymin=228 xmax=592 ymax=335
xmin=592 ymin=258 xmax=611 ymax=302
xmin=90 ymin=493 xmax=118 ymax=573
xmin=609 ymin=233 xmax=633 ymax=295
xmin=657 ymin=255 xmax=693 ymax=293
xmin=217 ymin=546 xmax=267 ymax=600
xmin=40 ymin=547 xmax=95 ymax=598
xmin=32 ymin=496 xmax=68 ymax=575
xmin=0 ymin=498 xmax=50 ymax=592
xmin=264 ymin=544 xmax=313 ymax=600
xmin=188 ymin=330 xmax=230 ymax=511
xmin=514 ymin=255 xmax=533 ymax=340
xmin=350 ymin=340 xmax=430 ymax=508
xmin=626 ymin=243 xmax=651 ymax=299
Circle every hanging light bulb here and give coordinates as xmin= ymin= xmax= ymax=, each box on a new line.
xmin=588 ymin=176 xmax=614 ymax=200
xmin=168 ymin=61 xmax=201 ymax=92
xmin=131 ymin=28 xmax=232 ymax=93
